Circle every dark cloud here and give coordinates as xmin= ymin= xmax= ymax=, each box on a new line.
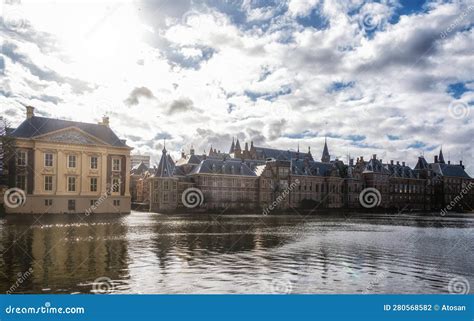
xmin=153 ymin=131 xmax=173 ymax=140
xmin=167 ymin=98 xmax=194 ymax=114
xmin=266 ymin=120 xmax=287 ymax=141
xmin=32 ymin=94 xmax=63 ymax=105
xmin=124 ymin=86 xmax=156 ymax=106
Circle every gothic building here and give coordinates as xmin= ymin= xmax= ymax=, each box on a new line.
xmin=136 ymin=138 xmax=473 ymax=213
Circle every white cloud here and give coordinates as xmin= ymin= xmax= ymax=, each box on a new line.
xmin=0 ymin=0 xmax=473 ymax=174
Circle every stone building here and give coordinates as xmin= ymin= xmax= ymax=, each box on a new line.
xmin=130 ymin=161 xmax=150 ymax=204
xmin=136 ymin=137 xmax=473 ymax=213
xmin=4 ymin=106 xmax=132 ymax=214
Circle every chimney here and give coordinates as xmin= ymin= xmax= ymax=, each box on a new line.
xmin=100 ymin=116 xmax=110 ymax=127
xmin=402 ymin=161 xmax=405 ymax=167
xmin=26 ymin=106 xmax=35 ymax=119
xmin=448 ymin=160 xmax=450 ymax=165
xmin=434 ymin=155 xmax=438 ymax=163
xmin=460 ymin=160 xmax=464 ymax=169
xmin=396 ymin=161 xmax=400 ymax=165
xmin=390 ymin=160 xmax=394 ymax=165
xmin=373 ymin=154 xmax=377 ymax=160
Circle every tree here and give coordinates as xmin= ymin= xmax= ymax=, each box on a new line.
xmin=0 ymin=117 xmax=15 ymax=187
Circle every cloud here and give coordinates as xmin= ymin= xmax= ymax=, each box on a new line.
xmin=167 ymin=98 xmax=194 ymax=115
xmin=0 ymin=0 xmax=473 ymax=174
xmin=124 ymin=86 xmax=156 ymax=106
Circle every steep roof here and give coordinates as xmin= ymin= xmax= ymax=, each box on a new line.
xmin=130 ymin=161 xmax=149 ymax=175
xmin=254 ymin=147 xmax=313 ymax=161
xmin=363 ymin=158 xmax=390 ymax=174
xmin=385 ymin=163 xmax=416 ymax=178
xmin=414 ymin=156 xmax=429 ymax=170
xmin=189 ymin=159 xmax=256 ymax=176
xmin=10 ymin=116 xmax=128 ymax=147
xmin=175 ymin=154 xmax=206 ymax=166
xmin=430 ymin=163 xmax=471 ymax=178
xmin=152 ymin=148 xmax=176 ymax=177
xmin=291 ymin=159 xmax=335 ymax=176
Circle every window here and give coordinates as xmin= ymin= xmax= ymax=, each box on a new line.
xmin=112 ymin=158 xmax=121 ymax=171
xmin=44 ymin=153 xmax=53 ymax=167
xmin=90 ymin=200 xmax=97 ymax=207
xmin=44 ymin=199 xmax=53 ymax=206
xmin=163 ymin=181 xmax=169 ymax=190
xmin=44 ymin=176 xmax=53 ymax=191
xmin=67 ymin=176 xmax=76 ymax=192
xmin=113 ymin=200 xmax=120 ymax=206
xmin=112 ymin=178 xmax=120 ymax=193
xmin=68 ymin=155 xmax=76 ymax=168
xmin=17 ymin=151 xmax=27 ymax=166
xmin=90 ymin=156 xmax=98 ymax=169
xmin=68 ymin=200 xmax=76 ymax=211
xmin=90 ymin=177 xmax=98 ymax=192
xmin=16 ymin=175 xmax=26 ymax=190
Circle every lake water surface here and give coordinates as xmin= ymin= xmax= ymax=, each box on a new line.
xmin=0 ymin=211 xmax=473 ymax=294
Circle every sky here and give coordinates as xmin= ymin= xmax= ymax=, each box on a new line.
xmin=0 ymin=0 xmax=473 ymax=174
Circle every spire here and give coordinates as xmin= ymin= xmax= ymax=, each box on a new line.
xmin=235 ymin=138 xmax=241 ymax=151
xmin=229 ymin=137 xmax=235 ymax=153
xmin=156 ymin=146 xmax=175 ymax=177
xmin=321 ymin=137 xmax=330 ymax=163
xmin=439 ymin=147 xmax=445 ymax=164
xmin=162 ymin=139 xmax=167 ymax=153
xmin=190 ymin=144 xmax=195 ymax=156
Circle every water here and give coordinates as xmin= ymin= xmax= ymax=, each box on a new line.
xmin=0 ymin=211 xmax=473 ymax=294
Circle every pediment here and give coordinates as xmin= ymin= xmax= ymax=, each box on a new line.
xmin=34 ymin=127 xmax=109 ymax=146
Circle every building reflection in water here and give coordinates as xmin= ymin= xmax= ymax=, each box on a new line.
xmin=0 ymin=212 xmax=472 ymax=294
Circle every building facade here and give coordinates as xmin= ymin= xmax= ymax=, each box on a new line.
xmin=136 ymin=137 xmax=474 ymax=213
xmin=4 ymin=106 xmax=132 ymax=214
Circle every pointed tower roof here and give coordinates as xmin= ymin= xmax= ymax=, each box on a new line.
xmin=235 ymin=138 xmax=241 ymax=151
xmin=321 ymin=137 xmax=330 ymax=163
xmin=155 ymin=146 xmax=175 ymax=177
xmin=438 ymin=147 xmax=445 ymax=164
xmin=229 ymin=137 xmax=235 ymax=153
xmin=415 ymin=156 xmax=429 ymax=170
